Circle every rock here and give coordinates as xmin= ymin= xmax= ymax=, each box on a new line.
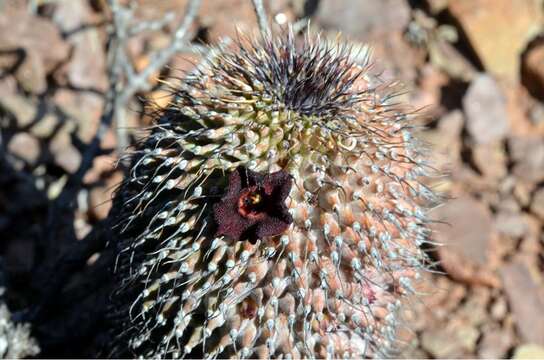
xmin=437 ymin=277 xmax=468 ymax=313
xmin=448 ymin=0 xmax=543 ymax=80
xmin=478 ymin=324 xmax=515 ymax=359
xmin=316 ymin=0 xmax=411 ymax=39
xmin=529 ymin=187 xmax=544 ymax=219
xmin=428 ymin=35 xmax=478 ymax=82
xmin=399 ymin=344 xmax=428 ymax=359
xmin=12 ymin=49 xmax=47 ymax=94
xmin=434 ymin=196 xmax=491 ymax=266
xmin=425 ymin=110 xmax=463 ymax=170
xmin=529 ymin=101 xmax=544 ymax=127
xmin=88 ymin=170 xmax=123 ymax=220
xmin=472 ymin=141 xmax=507 ymax=180
xmin=7 ymin=133 xmax=40 ymax=165
xmin=432 ymin=196 xmax=500 ymax=287
xmin=421 ymin=320 xmax=479 ymax=358
xmin=522 ymin=42 xmax=544 ymax=100
xmin=426 ymin=0 xmax=449 ymax=14
xmin=0 ymin=76 xmax=17 ymax=98
xmin=513 ymin=344 xmax=544 ymax=359
xmin=514 ymin=181 xmax=534 ymax=207
xmin=421 ymin=327 xmax=459 ymax=358
xmin=455 ymin=286 xmax=490 ymax=327
xmin=490 ymin=296 xmax=508 ymax=321
xmin=29 ymin=113 xmax=59 ymax=139
xmin=200 ymin=0 xmax=258 ymax=42
xmin=54 ymin=90 xmax=103 ymax=143
xmin=409 ymin=64 xmax=449 ymax=114
xmin=49 ymin=128 xmax=82 ymax=174
xmin=52 ymin=0 xmax=107 ymax=91
xmin=0 ymin=95 xmax=37 ymax=128
xmin=463 ymin=74 xmax=509 ymax=144
xmin=456 ymin=325 xmax=480 ymax=354
xmin=499 ymin=176 xmax=517 ymax=195
xmin=496 ymin=196 xmax=521 ymax=213
xmin=0 ymin=48 xmax=20 ymax=72
xmin=518 ymin=214 xmax=542 ymax=256
xmin=74 ymin=213 xmax=92 ymax=241
xmin=439 ymin=109 xmax=465 ymax=135
xmin=315 ymin=0 xmax=419 ymax=83
xmin=82 ymin=129 xmax=117 ymax=185
xmin=509 ymin=136 xmax=544 ymax=183
xmin=169 ymin=51 xmax=201 ymax=81
xmin=0 ymin=8 xmax=69 ymax=93
xmin=504 ymin=84 xmax=536 ymax=137
xmin=494 ymin=211 xmax=529 ymax=239
xmin=500 ymin=261 xmax=544 ymax=345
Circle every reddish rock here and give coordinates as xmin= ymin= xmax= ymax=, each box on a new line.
xmin=315 ymin=0 xmax=420 ymax=83
xmin=53 ymin=0 xmax=107 ymax=91
xmin=410 ymin=64 xmax=450 ymax=115
xmin=0 ymin=95 xmax=37 ymax=128
xmin=434 ymin=196 xmax=492 ymax=265
xmin=49 ymin=127 xmax=82 ymax=174
xmin=7 ymin=133 xmax=40 ymax=165
xmin=421 ymin=319 xmax=479 ymax=358
xmin=455 ymin=286 xmax=491 ymax=327
xmin=463 ymin=74 xmax=509 ymax=144
xmin=513 ymin=181 xmax=534 ymax=207
xmin=169 ymin=51 xmax=202 ymax=79
xmin=425 ymin=110 xmax=463 ymax=171
xmin=83 ymin=155 xmax=115 ymax=185
xmin=0 ymin=76 xmax=17 ymax=98
xmin=522 ymin=42 xmax=544 ymax=100
xmin=316 ymin=0 xmax=411 ymax=39
xmin=509 ymin=136 xmax=544 ymax=183
xmin=528 ymin=101 xmax=544 ymax=132
xmin=513 ymin=344 xmax=544 ymax=359
xmin=472 ymin=141 xmax=507 ymax=180
xmin=0 ymin=8 xmax=69 ymax=93
xmin=490 ymin=296 xmax=508 ymax=321
xmin=432 ymin=196 xmax=500 ymax=287
xmin=54 ymin=89 xmax=104 ymax=143
xmin=426 ymin=0 xmax=449 ymax=14
xmin=504 ymin=84 xmax=536 ymax=138
xmin=88 ymin=171 xmax=123 ymax=220
xmin=518 ymin=214 xmax=542 ymax=257
xmin=529 ymin=187 xmax=544 ymax=220
xmin=200 ymin=0 xmax=258 ymax=43
xmin=500 ymin=260 xmax=544 ymax=346
xmin=29 ymin=114 xmax=59 ymax=139
xmin=448 ymin=0 xmax=542 ymax=80
xmin=494 ymin=211 xmax=530 ymax=239
xmin=496 ymin=196 xmax=521 ymax=213
xmin=478 ymin=323 xmax=516 ymax=359
xmin=417 ymin=275 xmax=467 ymax=319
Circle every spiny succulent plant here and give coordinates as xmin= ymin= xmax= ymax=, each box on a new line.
xmin=107 ymin=29 xmax=439 ymax=359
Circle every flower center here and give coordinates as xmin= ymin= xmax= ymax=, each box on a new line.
xmin=237 ymin=186 xmax=266 ymax=219
xmin=213 ymin=166 xmax=293 ymax=242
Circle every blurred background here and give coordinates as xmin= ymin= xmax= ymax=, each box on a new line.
xmin=0 ymin=0 xmax=543 ymax=358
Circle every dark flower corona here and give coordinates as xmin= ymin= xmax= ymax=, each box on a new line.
xmin=213 ymin=167 xmax=293 ymax=243
xmin=107 ymin=30 xmax=438 ymax=359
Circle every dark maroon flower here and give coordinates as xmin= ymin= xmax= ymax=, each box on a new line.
xmin=213 ymin=166 xmax=293 ymax=243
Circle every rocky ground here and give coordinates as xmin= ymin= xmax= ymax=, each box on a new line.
xmin=0 ymin=0 xmax=543 ymax=358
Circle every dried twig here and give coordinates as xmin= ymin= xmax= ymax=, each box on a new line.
xmin=51 ymin=0 xmax=202 ymax=207
xmin=40 ymin=0 xmax=203 ymax=318
xmin=109 ymin=0 xmax=202 ymax=152
xmin=251 ymin=0 xmax=270 ymax=37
